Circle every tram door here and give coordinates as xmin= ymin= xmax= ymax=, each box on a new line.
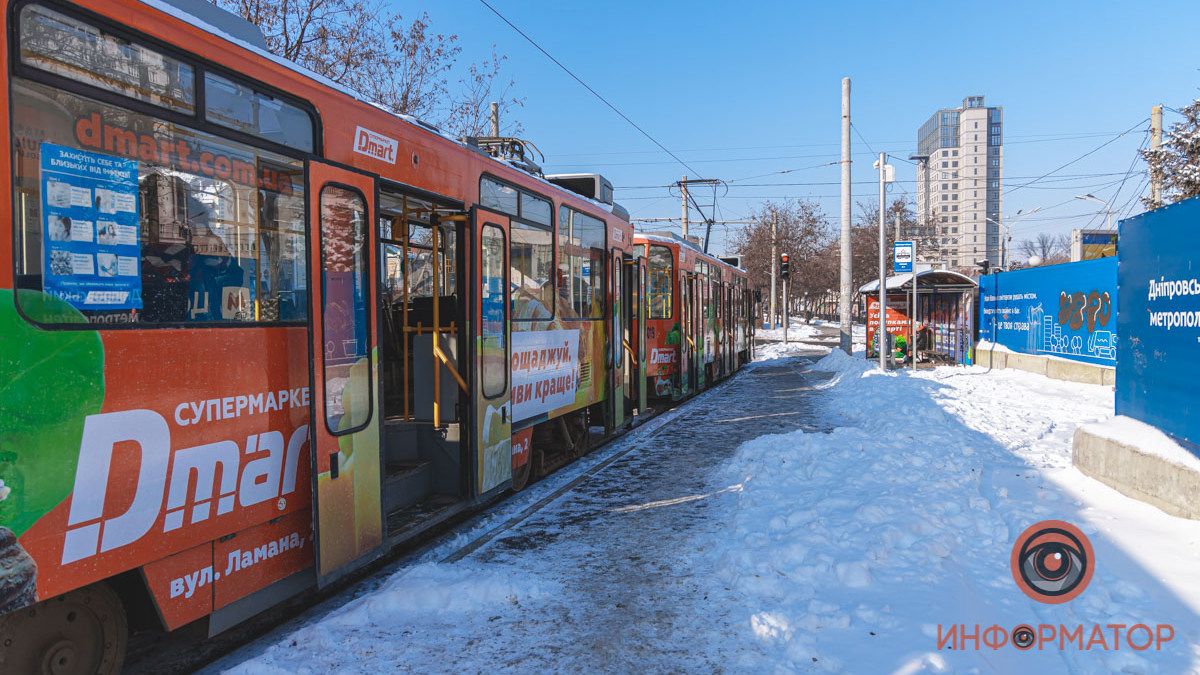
xmin=610 ymin=249 xmax=626 ymax=429
xmin=472 ymin=207 xmax=512 ymax=494
xmin=694 ymin=274 xmax=705 ymax=390
xmin=679 ymin=271 xmax=691 ymax=396
xmin=307 ymin=162 xmax=384 ymax=586
xmin=630 ymin=256 xmax=648 ymax=413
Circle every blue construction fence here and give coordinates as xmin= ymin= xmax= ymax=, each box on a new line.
xmin=977 ymin=257 xmax=1118 ymax=368
xmin=1117 ymin=197 xmax=1200 ymax=450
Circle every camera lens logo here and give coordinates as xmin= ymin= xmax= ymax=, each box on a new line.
xmin=1011 ymin=520 xmax=1094 ymax=604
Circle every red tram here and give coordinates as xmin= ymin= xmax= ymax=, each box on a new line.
xmin=0 ymin=0 xmax=755 ymax=671
xmin=637 ymin=233 xmax=754 ymax=399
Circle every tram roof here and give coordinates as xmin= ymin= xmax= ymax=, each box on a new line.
xmin=633 ymin=232 xmax=746 ymax=272
xmin=858 ymin=269 xmax=977 ymax=293
xmin=142 ymin=0 xmax=627 ymax=221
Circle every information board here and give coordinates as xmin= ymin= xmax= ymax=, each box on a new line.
xmin=40 ymin=143 xmax=141 ymax=310
xmin=893 ymin=241 xmax=914 ymax=273
xmin=977 ymin=258 xmax=1117 ymax=367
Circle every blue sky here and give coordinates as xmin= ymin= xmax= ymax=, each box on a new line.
xmin=416 ymin=1 xmax=1199 ymax=256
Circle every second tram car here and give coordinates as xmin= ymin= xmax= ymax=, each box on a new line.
xmin=637 ymin=233 xmax=754 ymax=400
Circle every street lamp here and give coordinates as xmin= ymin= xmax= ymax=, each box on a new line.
xmin=1075 ymin=193 xmax=1114 ymax=230
xmin=987 ymin=207 xmax=1043 ymax=269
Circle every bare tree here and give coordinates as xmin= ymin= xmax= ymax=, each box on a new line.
xmin=845 ymin=200 xmax=904 ymax=292
xmin=1141 ymin=99 xmax=1200 ymax=208
xmin=732 ymin=199 xmax=834 ymax=307
xmin=213 ymin=0 xmax=522 ymax=133
xmin=444 ymin=48 xmax=525 ymax=138
xmin=1017 ymin=233 xmax=1070 ymax=263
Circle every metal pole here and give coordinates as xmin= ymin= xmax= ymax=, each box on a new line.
xmin=1150 ymin=104 xmax=1164 ymax=209
xmin=489 ymin=101 xmax=499 ymax=136
xmin=838 ymin=77 xmax=853 ymax=354
xmin=770 ymin=212 xmax=778 ymax=329
xmin=783 ymin=277 xmax=789 ymax=344
xmin=911 ymin=271 xmax=917 ymax=368
xmin=1001 ymin=223 xmax=1008 ymax=270
xmin=681 ymin=176 xmax=689 ymax=239
xmin=878 ymin=152 xmax=887 ymax=370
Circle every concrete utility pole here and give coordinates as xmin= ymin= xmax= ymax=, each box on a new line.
xmin=1150 ymin=104 xmax=1164 ymax=209
xmin=681 ymin=176 xmax=690 ymax=239
xmin=769 ymin=212 xmax=778 ymax=329
xmin=489 ymin=101 xmax=500 ymax=136
xmin=894 ymin=209 xmax=901 ymax=245
xmin=839 ymin=77 xmax=853 ymax=354
xmin=877 ymin=152 xmax=888 ymax=371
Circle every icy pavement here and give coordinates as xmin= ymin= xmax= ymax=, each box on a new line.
xmin=213 ymin=337 xmax=1200 ymax=674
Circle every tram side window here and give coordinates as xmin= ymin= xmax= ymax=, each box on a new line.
xmin=510 ymin=220 xmax=553 ymax=320
xmin=480 ymin=176 xmax=551 ymax=228
xmin=11 ymin=79 xmax=307 ymax=325
xmin=480 ymin=225 xmax=508 ymax=398
xmin=204 ymin=72 xmax=314 ymax=153
xmin=19 ymin=4 xmax=195 ymax=113
xmin=557 ymin=206 xmax=606 ymax=319
xmin=320 ymin=186 xmax=371 ymax=435
xmin=648 ymin=245 xmax=673 ymax=319
xmin=480 ymin=177 xmax=518 ymax=215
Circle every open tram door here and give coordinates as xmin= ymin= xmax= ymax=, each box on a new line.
xmin=306 ymin=162 xmax=384 ymax=586
xmin=470 ymin=207 xmax=514 ymax=495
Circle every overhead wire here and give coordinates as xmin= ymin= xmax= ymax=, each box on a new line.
xmin=478 ymin=0 xmax=703 ymax=178
xmin=544 ymin=130 xmax=1132 ymax=159
xmin=1003 ymin=119 xmax=1148 ymax=195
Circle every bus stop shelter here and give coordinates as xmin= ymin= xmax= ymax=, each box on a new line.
xmin=859 ymin=269 xmax=978 ymax=365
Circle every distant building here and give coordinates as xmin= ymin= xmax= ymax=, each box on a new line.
xmin=914 ymin=96 xmax=1003 ymax=269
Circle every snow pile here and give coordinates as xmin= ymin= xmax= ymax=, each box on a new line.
xmin=1080 ymin=415 xmax=1200 ymax=472
xmin=708 ymin=357 xmax=1200 ymax=672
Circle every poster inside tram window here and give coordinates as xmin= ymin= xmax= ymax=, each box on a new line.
xmin=40 ymin=142 xmax=141 ymax=310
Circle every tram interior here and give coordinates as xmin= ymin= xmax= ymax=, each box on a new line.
xmin=378 ymin=191 xmax=469 ymax=537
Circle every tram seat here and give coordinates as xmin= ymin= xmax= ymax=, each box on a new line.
xmin=404 ymin=295 xmax=458 ymax=330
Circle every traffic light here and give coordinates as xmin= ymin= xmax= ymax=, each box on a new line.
xmin=780 ymin=253 xmax=790 ymax=279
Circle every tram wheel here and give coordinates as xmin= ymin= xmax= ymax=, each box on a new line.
xmin=511 ymin=452 xmax=531 ymax=491
xmin=0 ymin=583 xmax=127 ymax=675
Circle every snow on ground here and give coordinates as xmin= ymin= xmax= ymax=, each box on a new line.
xmin=214 ymin=337 xmax=1200 ymax=674
xmin=713 ymin=350 xmax=1200 ymax=672
xmin=757 ymin=317 xmax=825 ymax=343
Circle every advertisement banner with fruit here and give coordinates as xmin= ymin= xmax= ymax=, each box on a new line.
xmin=0 ymin=291 xmax=313 ymax=616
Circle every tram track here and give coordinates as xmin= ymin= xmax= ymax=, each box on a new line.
xmin=129 ymin=360 xmax=765 ymax=674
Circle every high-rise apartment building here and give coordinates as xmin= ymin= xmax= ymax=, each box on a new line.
xmin=914 ymin=96 xmax=1003 ymax=269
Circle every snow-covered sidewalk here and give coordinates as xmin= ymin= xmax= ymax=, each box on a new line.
xmin=712 ymin=349 xmax=1200 ymax=672
xmin=212 ymin=343 xmax=1200 ymax=674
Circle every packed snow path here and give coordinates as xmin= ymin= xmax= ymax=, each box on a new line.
xmin=212 ymin=344 xmax=832 ymax=673
xmin=215 ymin=332 xmax=1200 ymax=674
